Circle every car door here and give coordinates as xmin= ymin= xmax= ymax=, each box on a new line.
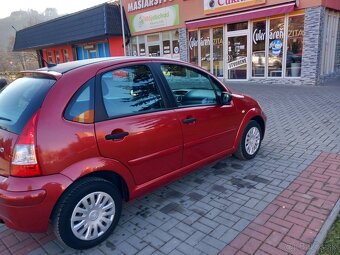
xmin=94 ymin=64 xmax=182 ymax=185
xmin=159 ymin=63 xmax=241 ymax=167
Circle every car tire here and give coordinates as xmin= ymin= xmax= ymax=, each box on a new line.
xmin=234 ymin=120 xmax=262 ymax=160
xmin=52 ymin=177 xmax=122 ymax=250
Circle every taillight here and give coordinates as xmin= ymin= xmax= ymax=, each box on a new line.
xmin=11 ymin=110 xmax=41 ymax=177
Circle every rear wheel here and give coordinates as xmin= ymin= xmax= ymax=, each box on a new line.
xmin=234 ymin=120 xmax=262 ymax=160
xmin=52 ymin=177 xmax=122 ymax=250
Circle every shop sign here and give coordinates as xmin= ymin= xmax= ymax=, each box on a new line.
xmin=253 ymin=27 xmax=302 ymax=45
xmin=253 ymin=28 xmax=286 ymax=44
xmin=204 ymin=0 xmax=266 ymax=15
xmin=127 ymin=0 xmax=174 ymax=13
xmin=227 ymin=57 xmax=247 ymax=69
xmin=130 ymin=5 xmax=179 ymax=32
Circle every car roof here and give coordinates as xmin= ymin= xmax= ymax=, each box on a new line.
xmin=37 ymin=57 xmax=186 ymax=74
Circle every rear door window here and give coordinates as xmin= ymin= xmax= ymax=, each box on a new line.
xmin=0 ymin=77 xmax=55 ymax=134
xmin=100 ymin=65 xmax=165 ymax=119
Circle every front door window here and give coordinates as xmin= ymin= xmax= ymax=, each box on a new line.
xmin=227 ymin=35 xmax=248 ymax=80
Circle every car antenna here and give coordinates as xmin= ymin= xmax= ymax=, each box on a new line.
xmin=11 ymin=25 xmax=57 ymax=68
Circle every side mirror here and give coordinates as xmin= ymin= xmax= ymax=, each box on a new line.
xmin=221 ymin=92 xmax=232 ymax=105
xmin=0 ymin=79 xmax=7 ymax=90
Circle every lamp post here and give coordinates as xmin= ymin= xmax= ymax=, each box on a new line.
xmin=119 ymin=0 xmax=126 ymax=56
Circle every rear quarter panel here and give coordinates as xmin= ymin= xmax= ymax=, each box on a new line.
xmin=36 ymin=67 xmax=100 ymax=175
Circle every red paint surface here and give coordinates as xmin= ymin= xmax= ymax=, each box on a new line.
xmin=108 ymin=37 xmax=124 ymax=56
xmin=323 ymin=0 xmax=340 ymax=10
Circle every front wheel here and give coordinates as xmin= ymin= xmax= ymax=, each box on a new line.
xmin=52 ymin=177 xmax=122 ymax=250
xmin=234 ymin=120 xmax=262 ymax=160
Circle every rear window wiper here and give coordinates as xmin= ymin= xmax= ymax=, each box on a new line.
xmin=0 ymin=116 xmax=11 ymax=121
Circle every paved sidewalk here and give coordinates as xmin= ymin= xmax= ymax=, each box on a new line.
xmin=220 ymin=152 xmax=340 ymax=255
xmin=0 ymin=81 xmax=339 ymax=255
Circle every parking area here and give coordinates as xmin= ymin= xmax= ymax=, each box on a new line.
xmin=1 ymin=81 xmax=339 ymax=255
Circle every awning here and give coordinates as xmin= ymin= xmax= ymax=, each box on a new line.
xmin=186 ymin=2 xmax=296 ymax=29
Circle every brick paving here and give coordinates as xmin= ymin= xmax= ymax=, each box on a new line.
xmin=0 ymin=81 xmax=339 ymax=255
xmin=220 ymin=152 xmax=340 ymax=255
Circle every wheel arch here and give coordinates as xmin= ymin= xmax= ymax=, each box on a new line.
xmin=251 ymin=115 xmax=265 ymax=139
xmin=233 ymin=108 xmax=266 ymax=150
xmin=50 ymin=157 xmax=135 ymax=220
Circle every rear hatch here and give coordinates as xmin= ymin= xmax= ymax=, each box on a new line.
xmin=0 ymin=76 xmax=55 ymax=176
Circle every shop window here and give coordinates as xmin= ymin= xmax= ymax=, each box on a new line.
xmin=286 ymin=15 xmax=304 ymax=77
xmin=131 ymin=37 xmax=138 ymax=56
xmin=213 ymin=27 xmax=223 ymax=77
xmin=268 ymin=17 xmax=284 ymax=77
xmin=228 ymin=22 xmax=248 ymax=32
xmin=200 ymin=29 xmax=211 ymax=72
xmin=47 ymin=51 xmax=53 ymax=63
xmin=162 ymin=32 xmax=171 ymax=58
xmin=55 ymin=50 xmax=60 ymax=64
xmin=63 ymin=49 xmax=69 ymax=62
xmin=171 ymin=30 xmax=180 ymax=60
xmin=252 ymin=20 xmax=266 ymax=77
xmin=139 ymin=36 xmax=146 ymax=56
xmin=189 ymin=31 xmax=199 ymax=65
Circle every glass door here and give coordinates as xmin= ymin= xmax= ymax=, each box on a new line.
xmin=226 ymin=34 xmax=248 ymax=80
xmin=148 ymin=45 xmax=160 ymax=57
xmin=147 ymin=33 xmax=160 ymax=57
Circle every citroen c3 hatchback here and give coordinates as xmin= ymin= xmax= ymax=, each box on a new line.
xmin=0 ymin=57 xmax=266 ymax=249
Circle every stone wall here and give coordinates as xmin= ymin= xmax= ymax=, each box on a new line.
xmin=179 ymin=28 xmax=188 ymax=62
xmin=319 ymin=11 xmax=340 ymax=84
xmin=334 ymin=16 xmax=340 ymax=73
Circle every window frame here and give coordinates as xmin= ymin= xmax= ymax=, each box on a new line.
xmin=94 ymin=63 xmax=171 ymax=122
xmin=157 ymin=62 xmax=227 ymax=109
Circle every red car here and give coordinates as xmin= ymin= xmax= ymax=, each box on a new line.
xmin=0 ymin=58 xmax=266 ymax=249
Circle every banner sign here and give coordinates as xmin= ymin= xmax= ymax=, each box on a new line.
xmin=227 ymin=57 xmax=247 ymax=70
xmin=130 ymin=4 xmax=179 ymax=33
xmin=204 ymin=0 xmax=266 ymax=15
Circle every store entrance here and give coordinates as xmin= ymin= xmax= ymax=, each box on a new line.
xmin=148 ymin=44 xmax=160 ymax=57
xmin=226 ymin=33 xmax=248 ymax=80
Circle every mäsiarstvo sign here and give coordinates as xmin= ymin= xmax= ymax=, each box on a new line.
xmin=130 ymin=4 xmax=179 ymax=32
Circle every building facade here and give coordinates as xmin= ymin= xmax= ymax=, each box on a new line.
xmin=123 ymin=0 xmax=340 ymax=85
xmin=13 ymin=3 xmax=130 ymax=67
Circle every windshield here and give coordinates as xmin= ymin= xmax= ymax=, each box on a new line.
xmin=0 ymin=77 xmax=55 ymax=134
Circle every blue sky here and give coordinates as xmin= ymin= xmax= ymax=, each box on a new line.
xmin=0 ymin=0 xmax=112 ymax=18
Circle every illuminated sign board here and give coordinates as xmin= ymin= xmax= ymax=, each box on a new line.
xmin=204 ymin=0 xmax=266 ymax=14
xmin=130 ymin=5 xmax=179 ymax=32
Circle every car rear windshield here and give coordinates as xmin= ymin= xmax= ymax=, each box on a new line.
xmin=0 ymin=77 xmax=55 ymax=134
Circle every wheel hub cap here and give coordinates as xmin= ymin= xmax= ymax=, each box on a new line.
xmin=245 ymin=127 xmax=261 ymax=155
xmin=89 ymin=210 xmax=99 ymax=221
xmin=71 ymin=191 xmax=115 ymax=241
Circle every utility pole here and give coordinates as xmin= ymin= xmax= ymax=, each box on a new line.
xmin=119 ymin=0 xmax=127 ymax=56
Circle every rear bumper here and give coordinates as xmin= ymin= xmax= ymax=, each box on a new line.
xmin=0 ymin=174 xmax=72 ymax=232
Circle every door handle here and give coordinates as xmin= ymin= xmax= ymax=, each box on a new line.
xmin=182 ymin=117 xmax=196 ymax=124
xmin=105 ymin=132 xmax=129 ymax=141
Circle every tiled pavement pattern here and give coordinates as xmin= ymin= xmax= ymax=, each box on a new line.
xmin=220 ymin=152 xmax=340 ymax=255
xmin=0 ymin=81 xmax=339 ymax=255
